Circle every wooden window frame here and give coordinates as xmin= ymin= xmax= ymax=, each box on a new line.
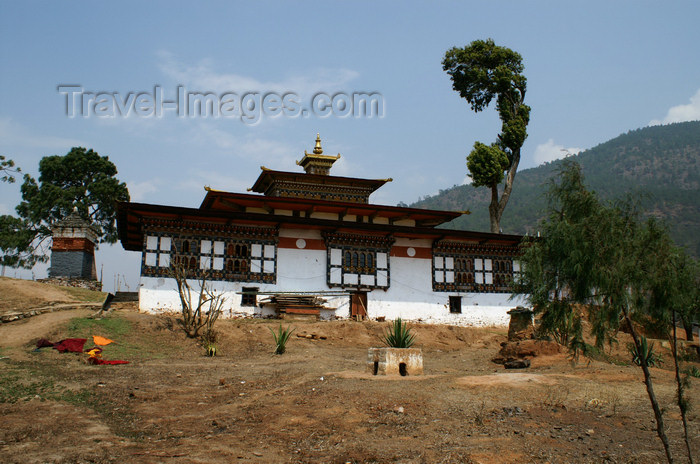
xmin=432 ymin=246 xmax=519 ymax=294
xmin=141 ymin=228 xmax=277 ymax=284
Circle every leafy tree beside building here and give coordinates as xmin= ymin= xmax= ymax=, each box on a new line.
xmin=0 ymin=147 xmax=129 ymax=269
xmin=443 ymin=38 xmax=530 ymax=233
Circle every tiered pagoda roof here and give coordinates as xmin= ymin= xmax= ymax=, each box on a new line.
xmin=115 ymin=134 xmax=528 ymax=253
xmin=249 ymin=134 xmax=391 ymax=203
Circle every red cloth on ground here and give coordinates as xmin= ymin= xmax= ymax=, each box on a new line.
xmin=53 ymin=338 xmax=87 ymax=353
xmin=36 ymin=338 xmax=54 ymax=348
xmin=87 ymin=357 xmax=129 ymax=365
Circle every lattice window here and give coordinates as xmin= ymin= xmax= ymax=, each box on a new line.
xmin=433 ymin=243 xmax=519 ymax=293
xmin=199 ymin=239 xmax=226 ymax=270
xmin=512 ymin=260 xmax=522 ymax=285
xmin=170 ymin=238 xmax=199 ymax=271
xmin=328 ymin=247 xmax=389 ymax=289
xmin=342 ymin=250 xmax=376 ymax=274
xmin=141 ymin=223 xmax=277 ymax=283
xmin=144 ymin=235 xmax=172 ymax=269
xmin=433 ymin=256 xmax=454 ymax=284
xmin=250 ymin=243 xmax=276 ymax=276
xmin=324 ymin=232 xmax=393 ymax=290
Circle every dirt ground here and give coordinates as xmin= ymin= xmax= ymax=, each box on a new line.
xmin=0 ymin=276 xmax=104 ymax=315
xmin=0 ymin=276 xmax=77 ymax=311
xmin=1 ymin=297 xmax=699 ymax=463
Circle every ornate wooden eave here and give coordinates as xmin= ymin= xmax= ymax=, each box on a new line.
xmin=117 ymin=201 xmax=519 ymax=252
xmin=201 ymin=189 xmax=464 ymax=227
xmin=248 ymin=169 xmax=391 ymax=203
xmin=322 ymin=231 xmax=395 ymax=250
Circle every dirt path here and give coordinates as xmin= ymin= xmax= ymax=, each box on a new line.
xmin=0 ymin=308 xmax=93 ymax=348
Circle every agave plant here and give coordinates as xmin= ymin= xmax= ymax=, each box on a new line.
xmin=382 ymin=318 xmax=416 ymax=348
xmin=629 ymin=335 xmax=662 ymax=367
xmin=270 ymin=324 xmax=295 ymax=355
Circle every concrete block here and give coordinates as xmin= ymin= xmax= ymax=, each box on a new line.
xmin=367 ymin=347 xmax=423 ymax=376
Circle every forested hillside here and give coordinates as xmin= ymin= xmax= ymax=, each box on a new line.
xmin=412 ymin=121 xmax=700 ymax=256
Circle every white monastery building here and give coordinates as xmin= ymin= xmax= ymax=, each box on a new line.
xmin=117 ymin=135 xmax=527 ymax=326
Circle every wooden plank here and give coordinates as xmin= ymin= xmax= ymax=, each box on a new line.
xmin=283 ymin=308 xmax=321 ymax=315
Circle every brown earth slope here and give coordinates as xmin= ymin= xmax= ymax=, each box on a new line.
xmin=0 ymin=279 xmax=698 ymax=463
xmin=0 ymin=276 xmax=104 ymax=315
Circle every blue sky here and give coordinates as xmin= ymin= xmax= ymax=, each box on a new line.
xmin=2 ymin=1 xmax=699 ymax=290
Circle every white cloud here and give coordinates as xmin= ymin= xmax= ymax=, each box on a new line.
xmin=156 ymin=51 xmax=360 ymax=97
xmin=186 ymin=123 xmax=297 ymax=166
xmin=649 ymin=88 xmax=700 ymax=126
xmin=127 ymin=179 xmax=160 ymax=202
xmin=533 ymin=139 xmax=582 ymax=165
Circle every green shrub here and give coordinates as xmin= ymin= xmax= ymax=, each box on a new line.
xmin=205 ymin=344 xmax=217 ymax=357
xmin=270 ymin=324 xmax=294 ymax=355
xmin=382 ymin=318 xmax=416 ymax=348
xmin=629 ymin=335 xmax=662 ymax=367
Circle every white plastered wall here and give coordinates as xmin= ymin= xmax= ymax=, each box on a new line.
xmin=138 ymin=227 xmax=526 ymax=326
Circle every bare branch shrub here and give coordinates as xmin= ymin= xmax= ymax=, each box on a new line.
xmin=171 ymin=262 xmax=226 ymax=344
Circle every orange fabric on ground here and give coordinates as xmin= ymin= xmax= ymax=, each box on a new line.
xmin=92 ymin=335 xmax=114 ymax=346
xmin=86 ymin=347 xmax=103 ymax=358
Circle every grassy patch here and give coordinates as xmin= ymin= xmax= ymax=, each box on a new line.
xmin=0 ymin=368 xmax=57 ymax=403
xmin=67 ymin=316 xmax=131 ymax=338
xmin=0 ymin=361 xmax=92 ymax=405
xmin=57 ymin=286 xmax=106 ymax=303
xmin=64 ymin=314 xmax=169 ymax=361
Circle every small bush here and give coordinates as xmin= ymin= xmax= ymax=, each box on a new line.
xmin=270 ymin=324 xmax=294 ymax=355
xmin=201 ymin=327 xmax=218 ymax=356
xmin=629 ymin=335 xmax=662 ymax=367
xmin=382 ymin=318 xmax=416 ymax=348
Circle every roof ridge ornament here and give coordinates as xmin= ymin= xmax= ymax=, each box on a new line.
xmin=313 ymin=133 xmax=323 ymax=154
xmin=296 ymin=133 xmax=341 ymax=175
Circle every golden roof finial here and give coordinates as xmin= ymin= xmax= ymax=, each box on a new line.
xmin=313 ymin=133 xmax=323 ymax=154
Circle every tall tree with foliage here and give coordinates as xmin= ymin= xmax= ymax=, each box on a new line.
xmin=1 ymin=156 xmax=27 ymax=273
xmin=1 ymin=147 xmax=129 ymax=268
xmin=1 ymin=155 xmax=21 ymax=183
xmin=517 ymin=159 xmax=697 ymax=463
xmin=645 ymin=249 xmax=698 ymax=463
xmin=0 ymin=215 xmax=37 ymax=272
xmin=443 ymin=38 xmax=530 ymax=233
